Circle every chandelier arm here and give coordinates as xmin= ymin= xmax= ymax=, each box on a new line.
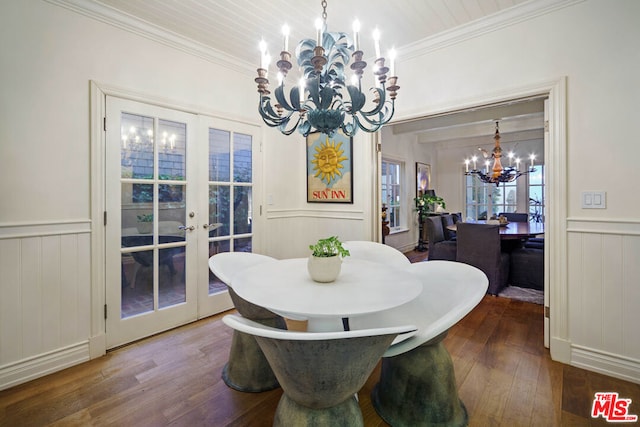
xmin=356 ymin=101 xmax=394 ymax=128
xmin=345 ymin=85 xmax=366 ymax=113
xmin=278 ymin=114 xmax=304 ymax=136
xmin=358 ymin=88 xmax=387 ymax=116
xmin=274 ymin=86 xmax=295 ymax=112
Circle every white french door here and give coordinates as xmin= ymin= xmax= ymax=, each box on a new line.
xmin=104 ymin=97 xmax=260 ymax=349
xmin=197 ymin=116 xmax=262 ymax=314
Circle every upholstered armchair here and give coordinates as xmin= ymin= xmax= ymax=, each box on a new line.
xmin=425 ymin=216 xmax=457 ymax=261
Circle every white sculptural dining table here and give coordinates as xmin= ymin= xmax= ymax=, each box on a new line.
xmin=231 ymin=257 xmax=423 ymax=332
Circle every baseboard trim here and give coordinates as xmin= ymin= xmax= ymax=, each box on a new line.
xmin=0 ymin=341 xmax=90 ymax=391
xmin=550 ymin=336 xmax=572 ymax=363
xmin=89 ymin=332 xmax=107 ymax=359
xmin=571 ymin=345 xmax=640 ymax=385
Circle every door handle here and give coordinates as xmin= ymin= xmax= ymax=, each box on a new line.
xmin=178 ymin=225 xmax=195 ymax=231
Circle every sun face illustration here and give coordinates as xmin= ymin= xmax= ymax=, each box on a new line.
xmin=311 ymin=137 xmax=348 ymax=185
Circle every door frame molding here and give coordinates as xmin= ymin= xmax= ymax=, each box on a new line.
xmin=378 ymin=77 xmax=569 ymax=362
xmin=89 ymin=80 xmax=262 ymax=357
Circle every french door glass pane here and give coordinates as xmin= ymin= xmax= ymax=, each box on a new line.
xmin=209 ymin=185 xmax=230 ymax=236
xmin=121 ymin=113 xmax=154 ymax=179
xmin=208 ymin=240 xmax=230 ymax=295
xmin=121 ymin=250 xmax=153 ymax=318
xmin=158 ymin=246 xmax=185 ymax=309
xmin=157 ymin=119 xmax=186 ymax=180
xmin=234 ymin=133 xmax=252 ymax=183
xmin=209 ymin=129 xmax=230 ymax=182
xmin=233 ymin=186 xmax=252 ymax=234
xmin=234 ymin=237 xmax=252 ymax=252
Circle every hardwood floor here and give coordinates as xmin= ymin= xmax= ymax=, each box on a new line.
xmin=2 ymin=276 xmax=639 ymax=425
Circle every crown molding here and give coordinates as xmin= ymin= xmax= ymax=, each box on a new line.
xmin=44 ymin=0 xmax=254 ymax=75
xmin=399 ymin=0 xmax=586 ymax=60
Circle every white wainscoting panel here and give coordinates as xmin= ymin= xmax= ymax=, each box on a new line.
xmin=0 ymin=221 xmax=91 ymax=390
xmin=567 ymin=218 xmax=640 ymax=383
xmin=264 ymin=209 xmax=367 ymax=259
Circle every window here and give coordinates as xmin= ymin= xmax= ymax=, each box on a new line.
xmin=528 ymin=164 xmax=545 ymax=222
xmin=464 ymin=178 xmax=519 ymax=220
xmin=381 ymin=159 xmax=403 ymax=230
xmin=464 ymin=165 xmax=544 ymax=222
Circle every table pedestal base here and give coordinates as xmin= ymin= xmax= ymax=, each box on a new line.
xmin=222 ymin=289 xmax=285 ymax=392
xmin=222 ymin=322 xmax=283 ymax=392
xmin=372 ymin=331 xmax=468 ymax=427
xmin=274 ymin=394 xmax=363 ymax=427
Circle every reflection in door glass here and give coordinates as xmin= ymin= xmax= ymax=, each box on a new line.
xmin=209 ymin=129 xmax=230 ymax=182
xmin=209 ymin=185 xmax=230 ymax=236
xmin=234 ymin=133 xmax=252 ymax=182
xmin=121 ymin=250 xmax=154 ymax=318
xmin=159 ymin=246 xmax=186 ymax=309
xmin=234 ymin=237 xmax=252 ymax=253
xmin=120 ymin=113 xmax=154 ymax=179
xmin=158 ymin=119 xmax=186 ymax=181
xmin=234 ymin=186 xmax=252 ymax=234
xmin=208 ymin=240 xmax=230 ymax=295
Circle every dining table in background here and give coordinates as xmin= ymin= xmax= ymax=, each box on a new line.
xmin=230 ymin=257 xmax=423 ymax=332
xmin=447 ymin=220 xmax=544 ymax=240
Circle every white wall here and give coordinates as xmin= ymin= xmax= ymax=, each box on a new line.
xmin=380 ymin=129 xmax=425 ymax=252
xmin=391 ymin=0 xmax=640 ymax=383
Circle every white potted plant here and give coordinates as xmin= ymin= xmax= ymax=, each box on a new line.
xmin=307 ymin=236 xmax=350 ymax=283
xmin=136 ymin=213 xmax=153 ymax=234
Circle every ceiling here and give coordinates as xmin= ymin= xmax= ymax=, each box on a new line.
xmin=86 ymin=0 xmax=529 ymax=70
xmin=392 ymin=97 xmax=546 ymax=141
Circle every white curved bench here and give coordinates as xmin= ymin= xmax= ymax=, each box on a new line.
xmin=343 ymin=240 xmax=411 ymax=269
xmin=349 ymin=260 xmax=488 ymax=426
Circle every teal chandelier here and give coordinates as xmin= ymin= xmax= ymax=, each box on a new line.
xmin=254 ymin=0 xmax=400 ymax=137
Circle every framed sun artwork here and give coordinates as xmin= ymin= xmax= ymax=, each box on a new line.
xmin=306 ymin=130 xmax=353 ymax=203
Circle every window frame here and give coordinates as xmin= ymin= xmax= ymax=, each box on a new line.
xmin=381 ymin=158 xmax=404 ymax=232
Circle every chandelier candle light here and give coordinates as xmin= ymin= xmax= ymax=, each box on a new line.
xmin=464 ymin=121 xmax=536 ymax=186
xmin=255 ymin=0 xmax=400 ymax=137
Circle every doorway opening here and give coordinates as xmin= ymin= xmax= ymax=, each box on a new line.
xmin=378 ymin=78 xmax=569 ymax=354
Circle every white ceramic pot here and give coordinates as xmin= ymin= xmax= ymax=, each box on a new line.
xmin=307 ymin=255 xmax=342 ymax=283
xmin=137 ymin=222 xmax=152 ymax=234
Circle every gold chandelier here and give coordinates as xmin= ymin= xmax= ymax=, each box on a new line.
xmin=254 ymin=0 xmax=399 ymax=137
xmin=464 ymin=121 xmax=536 ymax=186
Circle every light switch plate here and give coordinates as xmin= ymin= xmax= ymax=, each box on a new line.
xmin=582 ymin=191 xmax=606 ymax=209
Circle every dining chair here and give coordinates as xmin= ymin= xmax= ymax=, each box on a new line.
xmin=456 ymin=222 xmax=510 ymax=295
xmin=343 ymin=240 xmax=411 ymax=268
xmin=208 ymin=252 xmax=285 ymax=392
xmin=498 ymin=212 xmax=528 ymax=222
xmin=510 ymin=247 xmax=544 ymax=290
xmin=349 ymin=261 xmax=488 ymax=427
xmin=222 ymin=314 xmax=416 ymax=427
xmin=425 ymin=216 xmax=457 ymax=261
xmin=524 ymin=236 xmax=545 ymax=249
xmin=440 ymin=214 xmax=458 ymax=241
